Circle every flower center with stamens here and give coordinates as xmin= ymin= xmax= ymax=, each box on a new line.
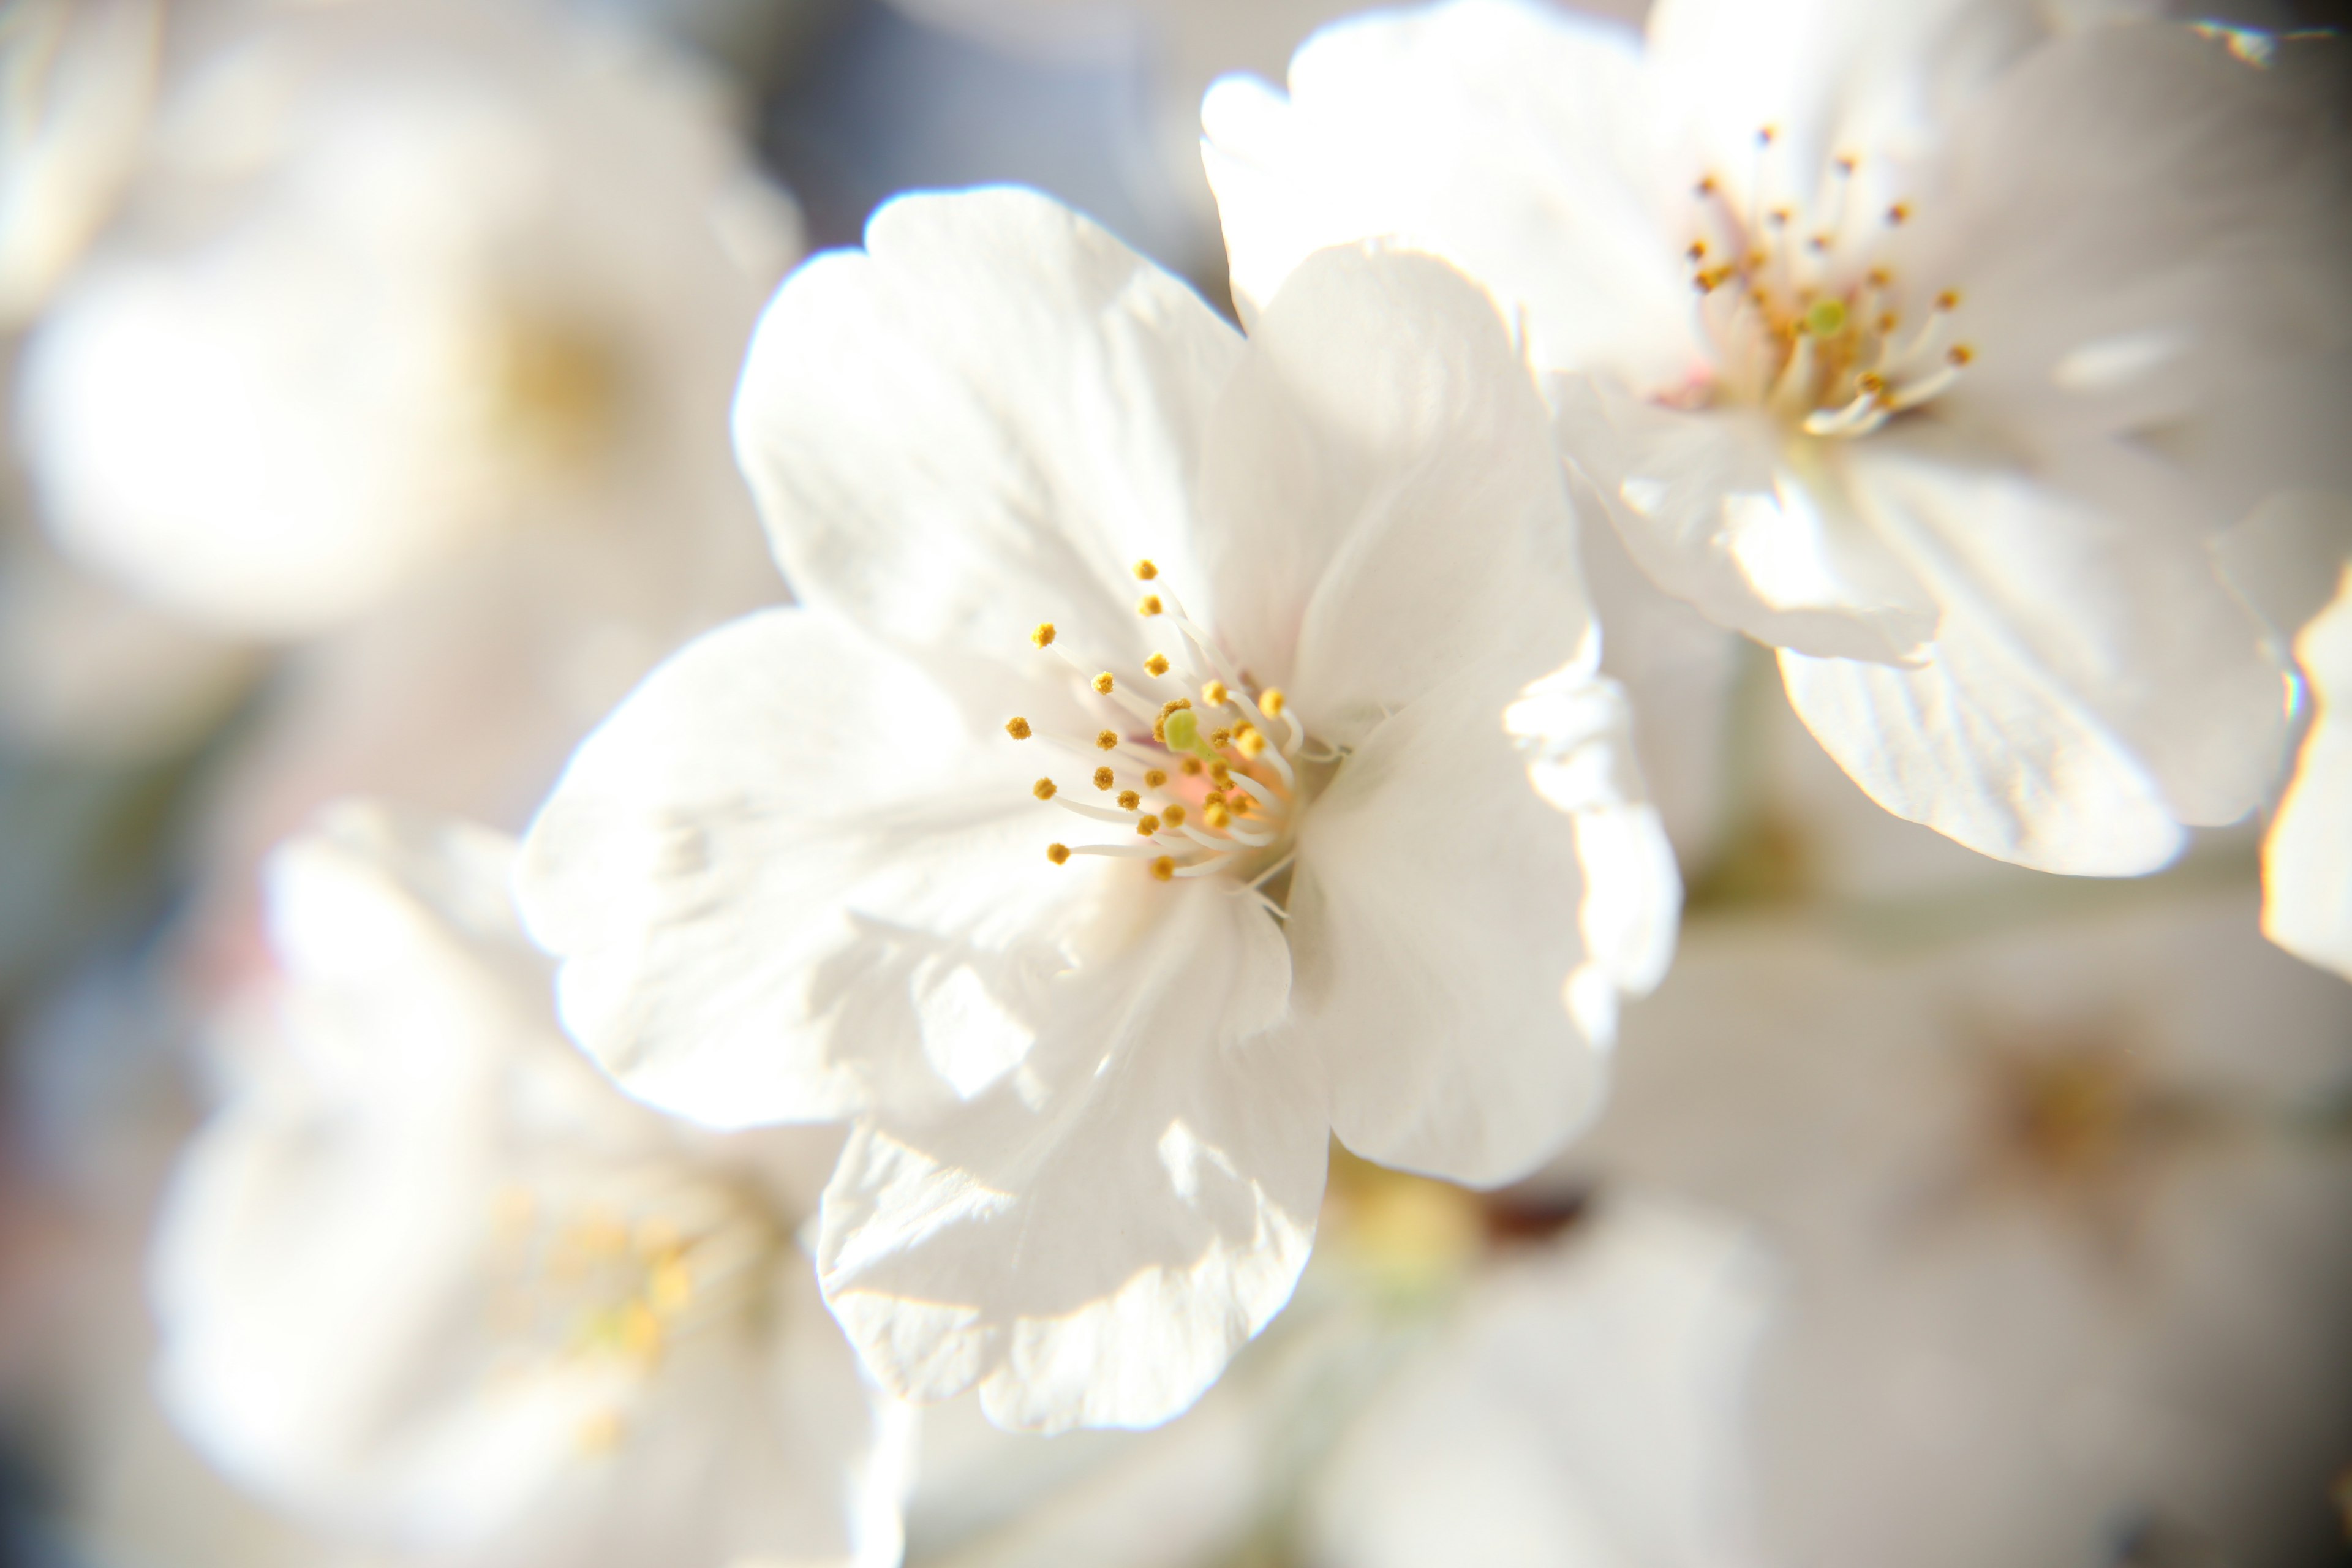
xmin=484 ymin=1164 xmax=780 ymax=1450
xmin=1676 ymin=130 xmax=1974 ymax=440
xmin=1006 ymin=560 xmax=1329 ymax=898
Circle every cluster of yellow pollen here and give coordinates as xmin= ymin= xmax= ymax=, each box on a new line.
xmin=1684 ymin=130 xmax=1975 ymax=439
xmin=1006 ymin=560 xmax=1307 ymax=887
xmin=486 ymin=1182 xmax=773 ymax=1455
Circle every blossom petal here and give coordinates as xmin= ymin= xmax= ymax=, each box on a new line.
xmin=1551 ymin=375 xmax=1939 ymax=663
xmin=2264 ymin=566 xmax=2352 ymax=980
xmin=1202 ymin=0 xmax=1696 ymax=385
xmin=1193 ymin=243 xmax=1593 ymax=749
xmin=1286 ymin=658 xmax=1678 ymax=1187
xmin=817 ymin=883 xmax=1322 ymax=1435
xmin=516 ymin=608 xmax=1084 ymax=1129
xmin=1908 ymin=23 xmax=2352 ymax=516
xmin=733 ymin=186 xmax=1244 ymax=669
xmin=1306 ymin=1196 xmax=1772 ymax=1568
xmin=1837 ymin=432 xmax=2288 ymax=832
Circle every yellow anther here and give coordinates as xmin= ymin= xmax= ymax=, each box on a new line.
xmin=1210 ymin=728 xmax=1232 ymax=747
xmin=1032 ymin=622 xmax=1057 ymax=649
xmin=1866 ymin=267 xmax=1891 ymax=289
xmin=1202 ymin=679 xmax=1228 ymax=706
xmin=1096 ymin=729 xmax=1119 ymax=751
xmin=1687 ymin=239 xmax=1707 ymax=261
xmin=1142 ymin=769 xmax=1167 ymax=788
xmin=1210 ymin=762 xmax=1231 ymax=784
xmin=1876 ymin=311 xmax=1898 ymax=334
xmin=1093 ymin=766 xmax=1115 ymax=790
xmin=649 ymin=1259 xmax=693 ymax=1314
xmin=1118 ymin=790 xmax=1141 ymax=811
xmin=1695 ymin=175 xmax=1718 ymax=195
xmin=1258 ymin=688 xmax=1285 ymax=718
xmin=1947 ymin=344 xmax=1975 ymax=366
xmin=1047 ymin=843 xmax=1071 ymax=865
xmin=1857 ymin=371 xmax=1887 ymax=395
xmin=1161 ymin=804 xmax=1186 ymax=828
xmin=1091 ymin=671 xmax=1115 ymax=695
xmin=1033 ymin=778 xmax=1058 ymax=801
xmin=1836 ymin=154 xmax=1858 ymax=176
xmin=1145 ymin=653 xmax=1170 ymax=676
xmin=576 ymin=1411 xmax=626 ymax=1455
xmin=1137 ymin=595 xmax=1164 ymax=617
xmin=1005 ymin=717 xmax=1033 ymax=740
xmin=1160 ymin=697 xmax=1191 ymax=715
xmin=1180 ymin=758 xmax=1204 ymax=777
xmin=1150 ymin=856 xmax=1175 ymax=882
xmin=1204 ymin=801 xmax=1231 ymax=829
xmin=1235 ymin=728 xmax=1267 ymax=758
xmin=1137 ymin=814 xmax=1161 ymax=836
xmin=1886 ymin=203 xmax=1910 ymax=225
xmin=621 ymin=1301 xmax=663 ymax=1362
xmin=1935 ymin=289 xmax=1961 ymax=312
xmin=1133 ymin=559 xmax=1159 ymax=581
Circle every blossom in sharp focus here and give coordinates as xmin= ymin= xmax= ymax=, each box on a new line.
xmin=1205 ymin=0 xmax=2351 ymax=874
xmin=149 ymin=802 xmax=912 ymax=1567
xmin=16 ymin=0 xmax=797 ymax=639
xmin=517 ymin=186 xmax=1679 ymax=1433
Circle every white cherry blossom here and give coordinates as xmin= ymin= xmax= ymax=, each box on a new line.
xmin=1205 ymin=0 xmax=2350 ymax=874
xmin=518 ymin=187 xmax=1678 ymax=1433
xmin=16 ymin=0 xmax=796 ymax=639
xmin=150 ymin=803 xmax=912 ymax=1567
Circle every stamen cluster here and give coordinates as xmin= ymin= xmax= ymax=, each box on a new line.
xmin=1684 ymin=129 xmax=1975 ymax=438
xmin=1005 ymin=560 xmax=1311 ymax=891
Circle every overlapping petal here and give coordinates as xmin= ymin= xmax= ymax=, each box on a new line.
xmin=2264 ymin=567 xmax=2352 ymax=979
xmin=1287 ymin=657 xmax=1673 ymax=1186
xmin=1203 ymin=0 xmax=1692 ymax=386
xmin=1193 ymin=243 xmax=1592 ymax=747
xmin=732 ymin=186 xmax=1244 ymax=669
xmin=517 ymin=608 xmax=1085 ymax=1129
xmin=818 ymin=884 xmax=1319 ymax=1433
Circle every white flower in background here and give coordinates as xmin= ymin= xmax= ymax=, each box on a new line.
xmin=2261 ymin=564 xmax=2352 ymax=980
xmin=0 ymin=0 xmax=161 ymax=327
xmin=518 ymin=187 xmax=1678 ymax=1432
xmin=1575 ymin=890 xmax=2352 ymax=1568
xmin=15 ymin=0 xmax=797 ymax=639
xmin=1205 ymin=0 xmax=2351 ymax=874
xmin=150 ymin=802 xmax=912 ymax=1567
xmin=905 ymin=1175 xmax=1770 ymax=1568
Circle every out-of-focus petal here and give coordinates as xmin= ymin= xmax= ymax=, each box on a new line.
xmin=2264 ymin=566 xmax=2352 ymax=979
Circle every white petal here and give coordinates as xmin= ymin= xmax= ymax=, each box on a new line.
xmin=2264 ymin=566 xmax=2352 ymax=980
xmin=517 ymin=608 xmax=1085 ymax=1129
xmin=1202 ymin=0 xmax=1696 ymax=384
xmin=1845 ymin=434 xmax=2288 ymax=830
xmin=1287 ymin=657 xmax=1678 ymax=1187
xmin=1192 ymin=243 xmax=1594 ymax=746
xmin=1907 ymin=24 xmax=2352 ymax=516
xmin=818 ymin=884 xmax=1322 ymax=1434
xmin=1645 ymin=0 xmax=2056 ymax=208
xmin=733 ymin=186 xmax=1243 ymax=669
xmin=1552 ymin=374 xmax=1939 ymax=663
xmin=1778 ymin=635 xmax=2182 ymax=877
xmin=1306 ymin=1196 xmax=1772 ymax=1568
